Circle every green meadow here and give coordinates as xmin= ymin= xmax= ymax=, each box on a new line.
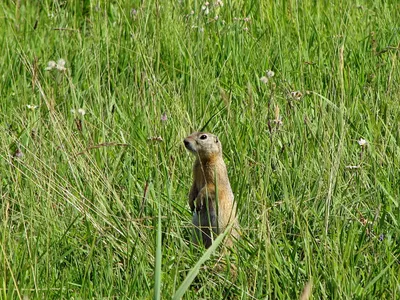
xmin=1 ymin=0 xmax=399 ymax=298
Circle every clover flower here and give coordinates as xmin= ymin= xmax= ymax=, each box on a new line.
xmin=266 ymin=70 xmax=275 ymax=78
xmin=26 ymin=104 xmax=38 ymax=110
xmin=71 ymin=108 xmax=86 ymax=116
xmin=45 ymin=58 xmax=67 ymax=72
xmin=357 ymin=138 xmax=367 ymax=147
xmin=45 ymin=61 xmax=57 ymax=71
xmin=56 ymin=59 xmax=66 ymax=71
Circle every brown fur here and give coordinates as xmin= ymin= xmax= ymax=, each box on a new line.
xmin=184 ymin=132 xmax=240 ymax=248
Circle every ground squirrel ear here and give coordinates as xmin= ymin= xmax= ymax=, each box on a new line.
xmin=215 ymin=136 xmax=219 ymax=143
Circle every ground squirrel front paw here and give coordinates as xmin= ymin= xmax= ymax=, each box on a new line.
xmin=195 ymin=197 xmax=204 ymax=212
xmin=195 ymin=187 xmax=214 ymax=212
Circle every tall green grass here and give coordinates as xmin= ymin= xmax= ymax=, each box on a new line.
xmin=1 ymin=0 xmax=399 ymax=298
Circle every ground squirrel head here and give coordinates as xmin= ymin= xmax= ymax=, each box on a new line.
xmin=183 ymin=132 xmax=222 ymax=161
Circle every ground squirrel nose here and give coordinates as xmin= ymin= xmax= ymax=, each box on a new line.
xmin=184 ymin=138 xmax=195 ymax=152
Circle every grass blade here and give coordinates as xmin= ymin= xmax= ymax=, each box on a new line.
xmin=172 ymin=224 xmax=232 ymax=300
xmin=153 ymin=205 xmax=162 ymax=300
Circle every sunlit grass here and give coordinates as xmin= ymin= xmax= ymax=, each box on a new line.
xmin=1 ymin=0 xmax=399 ymax=298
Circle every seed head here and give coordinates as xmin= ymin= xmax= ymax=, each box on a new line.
xmin=291 ymin=91 xmax=303 ymax=100
xmin=14 ymin=149 xmax=24 ymax=158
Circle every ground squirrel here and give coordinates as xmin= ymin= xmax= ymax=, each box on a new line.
xmin=183 ymin=132 xmax=240 ymax=248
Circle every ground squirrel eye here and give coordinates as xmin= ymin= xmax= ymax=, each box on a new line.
xmin=200 ymin=134 xmax=208 ymax=140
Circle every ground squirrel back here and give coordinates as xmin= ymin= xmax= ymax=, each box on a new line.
xmin=183 ymin=132 xmax=240 ymax=248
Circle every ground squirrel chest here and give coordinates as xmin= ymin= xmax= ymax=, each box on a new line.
xmin=183 ymin=132 xmax=240 ymax=248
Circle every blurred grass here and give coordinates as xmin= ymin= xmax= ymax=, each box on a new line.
xmin=1 ymin=0 xmax=400 ymax=298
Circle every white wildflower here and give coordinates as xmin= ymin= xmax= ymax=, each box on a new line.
xmin=77 ymin=108 xmax=86 ymax=116
xmin=45 ymin=59 xmax=67 ymax=71
xmin=45 ymin=60 xmax=57 ymax=71
xmin=26 ymin=104 xmax=38 ymax=110
xmin=215 ymin=0 xmax=223 ymax=7
xmin=357 ymin=138 xmax=367 ymax=146
xmin=345 ymin=165 xmax=361 ymax=169
xmin=202 ymin=2 xmax=210 ymax=14
xmin=260 ymin=76 xmax=268 ymax=84
xmin=56 ymin=59 xmax=66 ymax=71
xmin=266 ymin=70 xmax=275 ymax=78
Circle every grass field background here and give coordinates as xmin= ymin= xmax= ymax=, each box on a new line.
xmin=1 ymin=0 xmax=400 ymax=298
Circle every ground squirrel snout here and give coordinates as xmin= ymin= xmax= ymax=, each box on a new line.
xmin=184 ymin=133 xmax=221 ymax=160
xmin=184 ymin=132 xmax=240 ymax=248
